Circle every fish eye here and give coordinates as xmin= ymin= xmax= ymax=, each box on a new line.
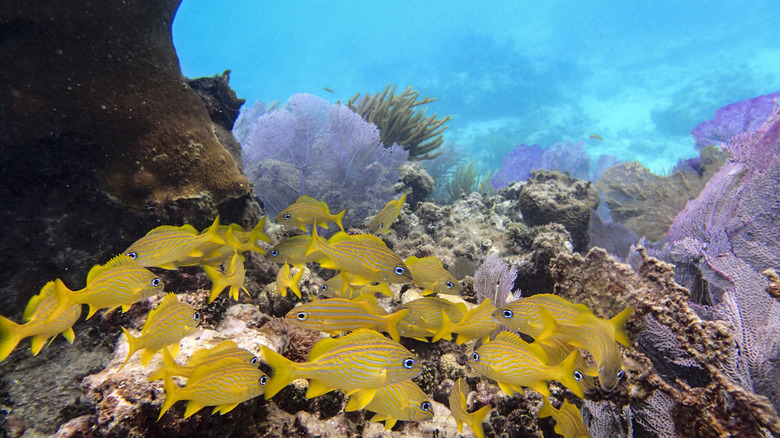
xmin=250 ymin=357 xmax=259 ymax=365
xmin=472 ymin=352 xmax=480 ymax=362
xmin=283 ymin=214 xmax=291 ymax=220
xmin=403 ymin=358 xmax=415 ymax=369
xmin=394 ymin=266 xmax=405 ymax=276
xmin=260 ymin=375 xmax=268 ymax=385
xmin=617 ymin=370 xmax=625 ymax=380
xmin=446 ymin=281 xmax=454 ymax=289
xmin=379 ymin=223 xmax=385 ymax=228
xmin=193 ymin=312 xmax=200 ymax=321
xmin=126 ymin=252 xmax=137 ymax=260
xmin=151 ymin=278 xmax=161 ymax=287
xmin=421 ymin=401 xmax=431 ymax=412
xmin=502 ymin=309 xmax=513 ymax=319
xmin=270 ymin=250 xmax=279 ymax=257
xmin=574 ymin=370 xmax=584 ymax=381
xmin=296 ymin=312 xmax=308 ymax=321
xmin=321 ymin=284 xmax=328 ymax=291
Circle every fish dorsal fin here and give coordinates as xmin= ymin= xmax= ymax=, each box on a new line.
xmin=87 ymin=254 xmax=139 ymax=284
xmin=307 ymin=329 xmax=385 ymax=360
xmin=188 ymin=358 xmax=248 ymax=385
xmin=180 ymin=224 xmax=200 ymax=235
xmin=404 ymin=255 xmax=421 ymax=265
xmin=147 ymin=293 xmax=180 ymax=322
xmin=23 ymin=280 xmax=58 ymax=321
xmin=493 ymin=330 xmax=543 ymax=361
xmin=185 ymin=340 xmax=239 ymax=365
xmin=326 ymin=231 xmax=352 ymax=244
xmin=351 ymin=293 xmax=377 ymax=305
xmin=145 ymin=224 xmax=196 ymax=236
xmin=297 ymin=195 xmax=325 ymax=208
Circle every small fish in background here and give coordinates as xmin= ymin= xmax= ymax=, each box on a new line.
xmin=202 ymin=252 xmax=248 ymax=302
xmin=319 ymin=272 xmax=393 ymax=299
xmin=346 ymin=380 xmax=433 ymax=430
xmin=275 ymin=262 xmax=304 ymax=298
xmin=187 ymin=219 xmax=271 ymax=266
xmin=449 ymin=378 xmax=491 ymax=438
xmin=471 ymin=331 xmax=584 ymax=399
xmin=0 ymin=280 xmax=82 ymax=362
xmin=158 ymin=359 xmax=268 ymax=419
xmin=266 ymin=235 xmax=318 ymax=269
xmin=397 ymin=297 xmax=468 ymax=341
xmin=437 ymin=298 xmax=499 ymax=344
xmin=492 ymin=294 xmax=590 ymax=340
xmin=51 ymin=254 xmax=164 ymax=320
xmin=124 ymin=216 xmax=225 ymax=269
xmin=404 ymin=255 xmax=462 ymax=295
xmin=538 ymin=396 xmax=591 ymax=438
xmin=120 ymin=293 xmax=201 ymax=369
xmin=588 ymin=134 xmax=604 ymax=141
xmin=285 ymin=297 xmax=409 ymax=342
xmin=323 ymin=87 xmax=334 ymax=94
xmin=368 ymin=193 xmax=407 ymax=234
xmin=261 ymin=329 xmax=422 ymax=410
xmin=306 ymin=227 xmax=412 ymax=284
xmin=276 ymin=196 xmax=345 ymax=232
xmin=148 ymin=339 xmax=258 ymax=381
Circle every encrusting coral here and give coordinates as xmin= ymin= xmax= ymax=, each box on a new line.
xmin=346 ymin=84 xmax=451 ymax=160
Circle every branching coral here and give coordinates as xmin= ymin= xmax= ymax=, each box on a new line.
xmin=346 ymin=84 xmax=451 ymax=160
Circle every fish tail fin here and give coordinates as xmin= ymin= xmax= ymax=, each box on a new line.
xmin=384 ymin=308 xmax=409 ymax=342
xmin=432 ymin=310 xmax=454 ymax=342
xmin=335 ymin=210 xmax=346 ymax=231
xmin=305 ymin=224 xmax=325 ymax=257
xmin=119 ymin=327 xmax=137 ymax=370
xmin=149 ymin=345 xmax=178 ymax=381
xmin=158 ymin=374 xmax=181 ymax=420
xmin=469 ymin=404 xmax=491 ymax=438
xmin=537 ymin=396 xmax=554 ymax=419
xmin=205 ymin=216 xmax=225 ymax=245
xmin=556 ymin=350 xmax=586 ymax=399
xmin=203 ymin=264 xmax=227 ymax=303
xmin=0 ymin=316 xmax=23 ymax=362
xmin=289 ymin=268 xmax=304 ymax=299
xmin=535 ymin=307 xmax=558 ymax=343
xmin=46 ymin=279 xmax=75 ymax=323
xmin=248 ymin=217 xmax=271 ymax=253
xmin=261 ymin=346 xmax=296 ymax=399
xmin=611 ymin=307 xmax=635 ymax=347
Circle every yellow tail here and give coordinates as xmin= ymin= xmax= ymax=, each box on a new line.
xmin=0 ymin=316 xmax=23 ymax=362
xmin=119 ymin=327 xmax=138 ymax=370
xmin=261 ymin=345 xmax=297 ymax=399
xmin=383 ymin=308 xmax=409 ymax=342
xmin=555 ymin=350 xmax=585 ymax=399
xmin=157 ymin=374 xmax=181 ymax=420
xmin=468 ymin=404 xmax=491 ymax=438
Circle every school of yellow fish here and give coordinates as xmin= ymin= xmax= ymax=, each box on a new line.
xmin=0 ymin=193 xmax=635 ymax=438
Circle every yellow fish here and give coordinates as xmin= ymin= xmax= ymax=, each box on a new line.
xmin=588 ymin=134 xmax=604 ymax=141
xmin=404 ymin=256 xmax=461 ymax=295
xmin=51 ymin=254 xmax=164 ymax=320
xmin=449 ymin=378 xmax=491 ymax=438
xmin=124 ymin=217 xmax=225 ymax=269
xmin=120 ymin=293 xmax=200 ymax=369
xmin=203 ymin=252 xmax=248 ymax=302
xmin=148 ymin=339 xmax=258 ymax=381
xmin=275 ymin=262 xmax=304 ymax=298
xmin=538 ymin=337 xmax=596 ymax=394
xmin=285 ymin=298 xmax=409 ymax=342
xmin=276 ymin=196 xmax=345 ymax=232
xmin=306 ymin=228 xmax=412 ymax=284
xmin=398 ymin=297 xmax=468 ymax=341
xmin=158 ymin=359 xmax=268 ymax=419
xmin=0 ymin=280 xmax=82 ymax=362
xmin=261 ymin=329 xmax=422 ymax=410
xmin=319 ymin=272 xmax=393 ymax=299
xmin=266 ymin=235 xmax=318 ymax=269
xmin=346 ymin=380 xmax=433 ymax=430
xmin=539 ymin=307 xmax=633 ymax=392
xmin=368 ymin=193 xmax=407 ymax=234
xmin=323 ymin=87 xmax=334 ymax=94
xmin=471 ymin=331 xmax=584 ymax=398
xmin=492 ymin=294 xmax=591 ymax=340
xmin=538 ymin=396 xmax=591 ymax=438
xmin=436 ymin=299 xmax=499 ymax=345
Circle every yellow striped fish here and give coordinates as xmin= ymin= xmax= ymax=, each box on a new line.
xmin=492 ymin=294 xmax=591 ymax=339
xmin=346 ymin=380 xmax=433 ymax=430
xmin=436 ymin=299 xmax=499 ymax=344
xmin=540 ymin=307 xmax=633 ymax=392
xmin=124 ymin=217 xmax=225 ymax=269
xmin=538 ymin=396 xmax=591 ymax=438
xmin=538 ymin=337 xmax=596 ymax=394
xmin=285 ymin=298 xmax=409 ymax=342
xmin=449 ymin=378 xmax=491 ymax=438
xmin=276 ymin=196 xmax=345 ymax=232
xmin=203 ymin=252 xmax=248 ymax=302
xmin=51 ymin=254 xmax=164 ymax=320
xmin=158 ymin=359 xmax=268 ymax=419
xmin=404 ymin=256 xmax=461 ymax=295
xmin=120 ymin=294 xmax=200 ymax=369
xmin=368 ymin=193 xmax=407 ymax=234
xmin=266 ymin=235 xmax=318 ymax=269
xmin=0 ymin=280 xmax=82 ymax=362
xmin=319 ymin=272 xmax=393 ymax=299
xmin=148 ymin=339 xmax=258 ymax=381
xmin=398 ymin=297 xmax=468 ymax=341
xmin=306 ymin=228 xmax=412 ymax=284
xmin=471 ymin=331 xmax=584 ymax=398
xmin=261 ymin=329 xmax=422 ymax=410
xmin=275 ymin=262 xmax=304 ymax=298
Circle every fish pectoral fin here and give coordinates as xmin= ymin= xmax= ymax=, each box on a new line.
xmin=306 ymin=380 xmax=334 ymax=398
xmin=213 ymin=403 xmax=240 ymax=415
xmin=121 ymin=304 xmax=132 ymax=313
xmin=183 ymin=400 xmax=206 ymax=418
xmin=529 ymin=381 xmax=550 ymax=397
xmin=497 ymin=382 xmax=520 ymax=396
xmin=141 ymin=349 xmax=159 ymax=367
xmin=348 ymin=388 xmax=377 ymax=410
xmin=382 ymin=417 xmax=397 ymax=430
xmin=30 ymin=335 xmax=50 ymax=356
xmin=62 ymin=327 xmax=76 ymax=344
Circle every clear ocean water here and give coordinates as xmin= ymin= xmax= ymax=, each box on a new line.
xmin=173 ymin=0 xmax=780 ymax=173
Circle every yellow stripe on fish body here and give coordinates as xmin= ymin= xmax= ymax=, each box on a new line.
xmin=492 ymin=294 xmax=593 ymax=339
xmin=124 ymin=216 xmax=225 ymax=269
xmin=0 ymin=280 xmax=82 ymax=362
xmin=203 ymin=252 xmax=248 ymax=302
xmin=398 ymin=297 xmax=468 ymax=341
xmin=148 ymin=339 xmax=258 ymax=381
xmin=449 ymin=378 xmax=491 ymax=438
xmin=261 ymin=329 xmax=422 ymax=409
xmin=306 ymin=228 xmax=412 ymax=284
xmin=404 ymin=255 xmax=462 ymax=295
xmin=285 ymin=298 xmax=409 ymax=342
xmin=120 ymin=293 xmax=200 ymax=369
xmin=471 ymin=331 xmax=585 ymax=399
xmin=276 ymin=196 xmax=345 ymax=231
xmin=158 ymin=359 xmax=268 ymax=419
xmin=368 ymin=193 xmax=407 ymax=234
xmin=267 ymin=235 xmax=318 ymax=269
xmin=275 ymin=262 xmax=304 ymax=298
xmin=50 ymin=254 xmax=164 ymax=321
xmin=538 ymin=396 xmax=591 ymax=438
xmin=538 ymin=337 xmax=596 ymax=394
xmin=346 ymin=380 xmax=433 ymax=430
xmin=439 ymin=298 xmax=500 ymax=345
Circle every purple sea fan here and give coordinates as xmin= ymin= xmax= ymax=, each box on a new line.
xmin=691 ymin=91 xmax=780 ymax=148
xmin=234 ymin=94 xmax=409 ymax=225
xmin=491 ymin=139 xmax=590 ymax=189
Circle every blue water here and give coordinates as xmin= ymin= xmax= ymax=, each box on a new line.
xmin=173 ymin=0 xmax=780 ymax=174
